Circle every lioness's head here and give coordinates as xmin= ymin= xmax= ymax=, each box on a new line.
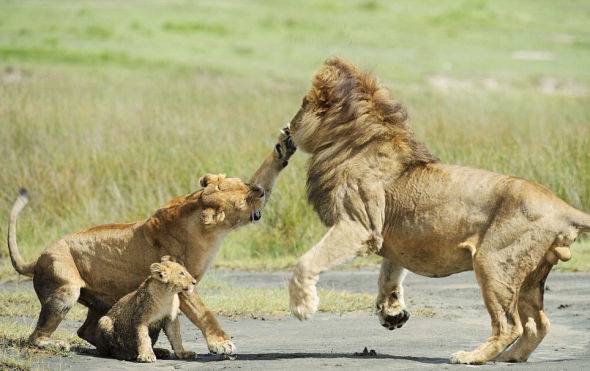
xmin=288 ymin=57 xmax=407 ymax=153
xmin=150 ymin=256 xmax=196 ymax=293
xmin=198 ymin=173 xmax=265 ymax=227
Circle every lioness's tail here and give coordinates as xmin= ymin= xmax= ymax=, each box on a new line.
xmin=7 ymin=189 xmax=35 ymax=277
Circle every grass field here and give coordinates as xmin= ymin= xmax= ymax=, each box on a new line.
xmin=1 ymin=0 xmax=590 ymax=276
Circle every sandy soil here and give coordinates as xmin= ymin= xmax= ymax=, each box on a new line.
xmin=24 ymin=269 xmax=590 ymax=370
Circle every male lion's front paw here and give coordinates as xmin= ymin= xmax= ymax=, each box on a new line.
xmin=274 ymin=126 xmax=297 ymax=165
xmin=450 ymin=350 xmax=485 ymax=365
xmin=289 ymin=277 xmax=319 ymax=320
xmin=137 ymin=352 xmax=157 ymax=363
xmin=175 ymin=350 xmax=196 ymax=360
xmin=377 ymin=304 xmax=410 ymax=330
xmin=207 ymin=338 xmax=236 ymax=355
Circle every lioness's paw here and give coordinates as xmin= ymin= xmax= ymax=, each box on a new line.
xmin=30 ymin=337 xmax=70 ymax=351
xmin=208 ymin=339 xmax=236 ymax=355
xmin=153 ymin=347 xmax=171 ymax=359
xmin=175 ymin=350 xmax=196 ymax=360
xmin=495 ymin=351 xmax=527 ymax=363
xmin=289 ymin=278 xmax=319 ymax=320
xmin=137 ymin=352 xmax=157 ymax=363
xmin=450 ymin=350 xmax=485 ymax=365
xmin=275 ymin=126 xmax=296 ymax=163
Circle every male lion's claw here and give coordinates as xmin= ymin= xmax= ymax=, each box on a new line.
xmin=208 ymin=339 xmax=236 ymax=355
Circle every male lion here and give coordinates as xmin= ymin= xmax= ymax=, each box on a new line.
xmin=96 ymin=256 xmax=196 ymax=362
xmin=286 ymin=58 xmax=590 ymax=364
xmin=7 ymin=130 xmax=295 ymax=354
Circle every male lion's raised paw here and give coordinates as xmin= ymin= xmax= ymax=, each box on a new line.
xmin=377 ymin=305 xmax=410 ymax=330
xmin=137 ymin=352 xmax=157 ymax=363
xmin=207 ymin=338 xmax=236 ymax=355
xmin=175 ymin=350 xmax=196 ymax=360
xmin=450 ymin=350 xmax=485 ymax=365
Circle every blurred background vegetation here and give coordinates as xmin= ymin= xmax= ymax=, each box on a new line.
xmin=1 ymin=0 xmax=589 ymax=273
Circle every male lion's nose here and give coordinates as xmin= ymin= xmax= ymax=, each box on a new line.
xmin=251 ymin=184 xmax=265 ymax=198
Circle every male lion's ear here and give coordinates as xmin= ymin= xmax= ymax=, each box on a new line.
xmin=150 ymin=263 xmax=169 ymax=282
xmin=200 ymin=208 xmax=226 ymax=225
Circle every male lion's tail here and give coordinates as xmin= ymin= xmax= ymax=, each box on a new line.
xmin=7 ymin=189 xmax=35 ymax=277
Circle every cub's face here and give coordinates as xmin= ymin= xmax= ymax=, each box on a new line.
xmin=150 ymin=259 xmax=196 ymax=293
xmin=198 ymin=174 xmax=265 ymax=228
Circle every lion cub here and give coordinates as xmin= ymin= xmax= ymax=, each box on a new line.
xmin=96 ymin=256 xmax=197 ymax=362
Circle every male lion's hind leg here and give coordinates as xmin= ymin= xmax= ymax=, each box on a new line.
xmin=29 ymin=284 xmax=80 ymax=350
xmin=495 ymin=262 xmax=553 ymax=363
xmin=450 ymin=262 xmax=524 ymax=365
xmin=376 ymin=259 xmax=410 ymax=330
xmin=289 ymin=221 xmax=372 ymax=320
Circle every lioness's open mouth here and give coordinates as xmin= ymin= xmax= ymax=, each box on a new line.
xmin=250 ymin=210 xmax=262 ymax=222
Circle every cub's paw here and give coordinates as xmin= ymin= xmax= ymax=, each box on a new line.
xmin=137 ymin=352 xmax=157 ymax=363
xmin=450 ymin=350 xmax=485 ymax=365
xmin=175 ymin=350 xmax=196 ymax=360
xmin=275 ymin=126 xmax=297 ymax=164
xmin=208 ymin=338 xmax=236 ymax=355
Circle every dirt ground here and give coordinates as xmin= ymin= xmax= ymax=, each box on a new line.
xmin=28 ymin=269 xmax=590 ymax=370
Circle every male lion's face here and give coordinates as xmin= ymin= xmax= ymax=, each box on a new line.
xmin=289 ymin=59 xmax=355 ymax=153
xmin=198 ymin=173 xmax=265 ymax=228
xmin=150 ymin=257 xmax=197 ymax=293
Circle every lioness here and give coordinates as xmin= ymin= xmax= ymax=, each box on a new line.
xmin=7 ymin=130 xmax=295 ymax=353
xmin=96 ymin=256 xmax=196 ymax=362
xmin=286 ymin=58 xmax=590 ymax=364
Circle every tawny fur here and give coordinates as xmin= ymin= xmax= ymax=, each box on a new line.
xmin=95 ymin=257 xmax=197 ymax=362
xmin=6 ymin=130 xmax=296 ymax=354
xmin=287 ymin=57 xmax=590 ymax=365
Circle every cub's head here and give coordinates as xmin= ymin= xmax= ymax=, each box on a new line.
xmin=150 ymin=256 xmax=196 ymax=293
xmin=198 ymin=173 xmax=265 ymax=228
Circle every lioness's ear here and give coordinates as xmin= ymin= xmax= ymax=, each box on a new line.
xmin=160 ymin=255 xmax=176 ymax=263
xmin=200 ymin=208 xmax=226 ymax=225
xmin=199 ymin=173 xmax=226 ymax=188
xmin=150 ymin=263 xmax=169 ymax=282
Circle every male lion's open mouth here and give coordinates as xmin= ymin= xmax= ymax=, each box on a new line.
xmin=250 ymin=210 xmax=262 ymax=222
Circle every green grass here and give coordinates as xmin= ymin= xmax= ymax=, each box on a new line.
xmin=0 ymin=319 xmax=85 ymax=371
xmin=0 ymin=0 xmax=589 ymax=271
xmin=0 ymin=275 xmax=391 ymax=319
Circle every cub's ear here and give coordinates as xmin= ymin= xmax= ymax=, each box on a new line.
xmin=150 ymin=263 xmax=169 ymax=282
xmin=200 ymin=208 xmax=225 ymax=225
xmin=160 ymin=255 xmax=176 ymax=263
xmin=199 ymin=173 xmax=226 ymax=188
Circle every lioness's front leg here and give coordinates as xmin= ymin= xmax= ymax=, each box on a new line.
xmin=249 ymin=126 xmax=296 ymax=198
xmin=179 ymin=291 xmax=235 ymax=355
xmin=289 ymin=220 xmax=375 ymax=320
xmin=376 ymin=259 xmax=410 ymax=330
